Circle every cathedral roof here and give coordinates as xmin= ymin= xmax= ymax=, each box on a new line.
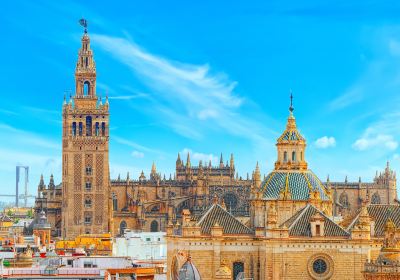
xmin=260 ymin=170 xmax=330 ymax=201
xmin=197 ymin=203 xmax=253 ymax=235
xmin=348 ymin=205 xmax=400 ymax=236
xmin=281 ymin=204 xmax=349 ymax=237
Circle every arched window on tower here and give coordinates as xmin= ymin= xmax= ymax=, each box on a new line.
xmin=112 ymin=193 xmax=118 ymax=211
xmin=72 ymin=122 xmax=76 ymax=136
xmin=150 ymin=220 xmax=159 ymax=232
xmin=83 ymin=81 xmax=90 ymax=96
xmin=101 ymin=122 xmax=106 ymax=136
xmin=283 ymin=151 xmax=288 ymax=162
xmin=86 ymin=116 xmax=92 ymax=136
xmin=78 ymin=122 xmax=83 ymax=136
xmin=95 ymin=122 xmax=99 ymax=136
xmin=371 ymin=192 xmax=381 ymax=204
xmin=85 ymin=57 xmax=89 ymax=67
xmin=292 ymin=151 xmax=296 ymax=162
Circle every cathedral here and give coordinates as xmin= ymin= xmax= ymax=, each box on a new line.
xmin=34 ymin=23 xmax=400 ymax=279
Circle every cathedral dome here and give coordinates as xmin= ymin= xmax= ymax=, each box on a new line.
xmin=260 ymin=170 xmax=330 ymax=201
xmin=178 ymin=256 xmax=201 ymax=280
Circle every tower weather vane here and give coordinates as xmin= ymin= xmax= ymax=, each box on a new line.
xmin=289 ymin=90 xmax=294 ymax=113
xmin=79 ymin=18 xmax=88 ymax=33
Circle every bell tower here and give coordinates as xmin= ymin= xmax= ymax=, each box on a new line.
xmin=61 ymin=19 xmax=111 ymax=238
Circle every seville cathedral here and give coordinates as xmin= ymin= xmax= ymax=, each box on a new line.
xmin=34 ymin=25 xmax=400 ymax=279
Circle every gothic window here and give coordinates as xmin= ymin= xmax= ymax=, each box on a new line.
xmin=283 ymin=151 xmax=288 ymax=162
xmin=84 ymin=81 xmax=90 ymax=95
xmin=85 ymin=182 xmax=92 ymax=191
xmin=223 ymin=192 xmax=238 ymax=212
xmin=150 ymin=205 xmax=160 ymax=213
xmin=86 ymin=116 xmax=92 ymax=136
xmin=101 ymin=122 xmax=106 ymax=136
xmin=372 ymin=192 xmax=381 ymax=204
xmin=95 ymin=122 xmax=99 ymax=136
xmin=119 ymin=220 xmax=127 ymax=235
xmin=112 ymin=193 xmax=118 ymax=211
xmin=339 ymin=192 xmax=349 ymax=209
xmin=72 ymin=122 xmax=76 ymax=136
xmin=150 ymin=220 xmax=159 ymax=232
xmin=292 ymin=151 xmax=296 ymax=162
xmin=233 ymin=262 xmax=244 ymax=280
xmin=79 ymin=122 xmax=83 ymax=136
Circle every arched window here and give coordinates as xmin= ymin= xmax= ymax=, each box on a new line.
xmin=83 ymin=81 xmax=90 ymax=96
xmin=150 ymin=205 xmax=160 ymax=213
xmin=223 ymin=192 xmax=238 ymax=212
xmin=119 ymin=220 xmax=127 ymax=235
xmin=150 ymin=220 xmax=159 ymax=232
xmin=101 ymin=122 xmax=106 ymax=136
xmin=72 ymin=122 xmax=76 ymax=136
xmin=233 ymin=262 xmax=244 ymax=280
xmin=86 ymin=116 xmax=92 ymax=136
xmin=371 ymin=192 xmax=381 ymax=204
xmin=112 ymin=193 xmax=118 ymax=211
xmin=292 ymin=151 xmax=296 ymax=162
xmin=78 ymin=122 xmax=83 ymax=136
xmin=95 ymin=122 xmax=99 ymax=136
xmin=283 ymin=151 xmax=288 ymax=162
xmin=85 ymin=57 xmax=89 ymax=67
xmin=339 ymin=192 xmax=349 ymax=208
xmin=84 ymin=198 xmax=92 ymax=208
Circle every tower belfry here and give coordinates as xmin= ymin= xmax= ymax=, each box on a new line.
xmin=61 ymin=19 xmax=111 ymax=238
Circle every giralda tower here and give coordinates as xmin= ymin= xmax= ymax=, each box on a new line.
xmin=61 ymin=20 xmax=111 ymax=238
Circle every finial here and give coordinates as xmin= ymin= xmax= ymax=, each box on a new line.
xmin=79 ymin=18 xmax=88 ymax=34
xmin=289 ymin=90 xmax=294 ymax=113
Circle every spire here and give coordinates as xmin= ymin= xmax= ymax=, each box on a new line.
xmin=48 ymin=174 xmax=55 ymax=190
xmin=75 ymin=18 xmax=96 ymax=98
xmin=289 ymin=89 xmax=294 ymax=114
xmin=151 ymin=162 xmax=156 ymax=174
xmin=186 ymin=152 xmax=191 ymax=167
xmin=230 ymin=153 xmax=234 ymax=169
xmin=219 ymin=153 xmax=224 ymax=168
xmin=38 ymin=174 xmax=45 ymax=190
xmin=176 ymin=153 xmax=182 ymax=167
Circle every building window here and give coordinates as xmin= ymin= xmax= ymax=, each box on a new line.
xmin=233 ymin=262 xmax=244 ymax=280
xmin=313 ymin=259 xmax=327 ymax=274
xmin=112 ymin=193 xmax=118 ymax=211
xmin=86 ymin=116 xmax=92 ymax=136
xmin=85 ymin=182 xmax=92 ymax=191
xmin=119 ymin=221 xmax=127 ymax=236
xmin=150 ymin=220 xmax=159 ymax=232
xmin=72 ymin=122 xmax=76 ymax=136
xmin=371 ymin=192 xmax=381 ymax=204
xmin=84 ymin=216 xmax=91 ymax=225
xmin=283 ymin=151 xmax=288 ymax=162
xmin=101 ymin=122 xmax=106 ymax=136
xmin=292 ymin=151 xmax=296 ymax=162
xmin=316 ymin=224 xmax=321 ymax=236
xmin=84 ymin=81 xmax=90 ymax=96
xmin=339 ymin=193 xmax=349 ymax=209
xmin=84 ymin=198 xmax=92 ymax=208
xmin=78 ymin=122 xmax=83 ymax=136
xmin=86 ymin=166 xmax=92 ymax=176
xmin=95 ymin=122 xmax=99 ymax=136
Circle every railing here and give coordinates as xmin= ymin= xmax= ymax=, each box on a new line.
xmin=2 ymin=267 xmax=101 ymax=276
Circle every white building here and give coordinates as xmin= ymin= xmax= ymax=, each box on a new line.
xmin=113 ymin=230 xmax=166 ymax=260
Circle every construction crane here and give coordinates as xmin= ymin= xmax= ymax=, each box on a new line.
xmin=0 ymin=165 xmax=34 ymax=207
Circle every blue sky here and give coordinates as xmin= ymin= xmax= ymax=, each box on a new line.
xmin=1 ymin=1 xmax=400 ymax=203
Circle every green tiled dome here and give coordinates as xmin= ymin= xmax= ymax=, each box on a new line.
xmin=259 ymin=170 xmax=329 ymax=201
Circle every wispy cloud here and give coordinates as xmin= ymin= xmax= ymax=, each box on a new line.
xmin=113 ymin=136 xmax=163 ymax=155
xmin=353 ymin=133 xmax=397 ymax=151
xmin=315 ymin=136 xmax=336 ymax=149
xmin=181 ymin=148 xmax=219 ymax=165
xmin=91 ymin=34 xmax=270 ymax=143
xmin=329 ymin=86 xmax=363 ymax=111
xmin=131 ymin=150 xmax=144 ymax=158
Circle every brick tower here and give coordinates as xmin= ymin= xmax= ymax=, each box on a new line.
xmin=61 ymin=21 xmax=111 ymax=238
